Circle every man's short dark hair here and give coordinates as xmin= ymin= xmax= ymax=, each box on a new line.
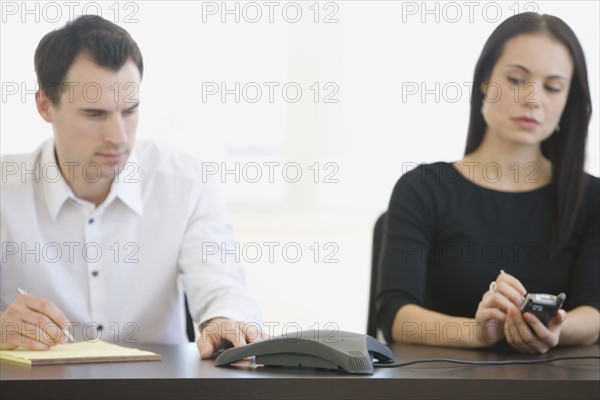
xmin=34 ymin=15 xmax=143 ymax=102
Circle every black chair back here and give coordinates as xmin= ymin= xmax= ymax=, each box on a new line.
xmin=184 ymin=295 xmax=195 ymax=342
xmin=367 ymin=212 xmax=387 ymax=337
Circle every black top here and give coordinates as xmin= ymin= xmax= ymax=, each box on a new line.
xmin=376 ymin=162 xmax=600 ymax=343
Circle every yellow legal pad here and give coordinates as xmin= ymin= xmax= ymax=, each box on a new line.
xmin=0 ymin=340 xmax=161 ymax=365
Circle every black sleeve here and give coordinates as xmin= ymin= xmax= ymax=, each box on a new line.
xmin=376 ymin=166 xmax=437 ymax=343
xmin=567 ymin=176 xmax=600 ymax=311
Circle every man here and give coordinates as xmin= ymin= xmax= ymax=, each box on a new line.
xmin=0 ymin=15 xmax=262 ymax=358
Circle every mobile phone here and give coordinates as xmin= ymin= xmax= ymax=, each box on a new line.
xmin=519 ymin=292 xmax=566 ymax=325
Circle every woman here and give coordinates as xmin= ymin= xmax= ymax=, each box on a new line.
xmin=376 ymin=12 xmax=599 ymax=354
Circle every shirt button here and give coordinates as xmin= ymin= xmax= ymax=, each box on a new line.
xmin=91 ymin=270 xmax=99 ymax=277
xmin=88 ymin=218 xmax=94 ymax=224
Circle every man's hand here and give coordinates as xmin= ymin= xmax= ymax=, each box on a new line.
xmin=0 ymin=293 xmax=71 ymax=350
xmin=196 ymin=317 xmax=266 ymax=359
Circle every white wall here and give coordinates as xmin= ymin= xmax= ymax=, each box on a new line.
xmin=1 ymin=1 xmax=599 ymax=335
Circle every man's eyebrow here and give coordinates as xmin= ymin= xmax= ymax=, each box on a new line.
xmin=125 ymin=102 xmax=140 ymax=111
xmin=506 ymin=64 xmax=568 ymax=80
xmin=80 ymin=108 xmax=106 ymax=113
xmin=79 ymin=102 xmax=140 ymax=114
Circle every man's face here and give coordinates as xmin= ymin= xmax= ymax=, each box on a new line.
xmin=40 ymin=55 xmax=141 ymax=184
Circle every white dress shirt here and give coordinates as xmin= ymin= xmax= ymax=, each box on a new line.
xmin=1 ymin=139 xmax=261 ymax=344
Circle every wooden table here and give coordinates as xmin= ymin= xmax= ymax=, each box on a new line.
xmin=1 ymin=342 xmax=598 ymax=399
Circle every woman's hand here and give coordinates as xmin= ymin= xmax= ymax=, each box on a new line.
xmin=474 ymin=270 xmax=527 ymax=346
xmin=504 ymin=307 xmax=567 ymax=354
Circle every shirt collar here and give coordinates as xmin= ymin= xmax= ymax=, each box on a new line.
xmin=111 ymin=148 xmax=144 ymax=216
xmin=41 ymin=139 xmax=74 ymax=221
xmin=41 ymin=140 xmax=144 ymax=219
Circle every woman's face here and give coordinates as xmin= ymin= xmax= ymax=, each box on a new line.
xmin=481 ymin=33 xmax=573 ymax=148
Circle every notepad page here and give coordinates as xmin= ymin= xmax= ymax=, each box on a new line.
xmin=0 ymin=340 xmax=160 ymax=365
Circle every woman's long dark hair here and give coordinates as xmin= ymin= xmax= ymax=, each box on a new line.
xmin=465 ymin=12 xmax=592 ymax=252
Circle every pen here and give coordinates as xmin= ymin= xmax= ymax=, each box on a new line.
xmin=17 ymin=287 xmax=75 ymax=343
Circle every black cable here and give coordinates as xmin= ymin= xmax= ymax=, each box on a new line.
xmin=373 ymin=355 xmax=600 ymax=368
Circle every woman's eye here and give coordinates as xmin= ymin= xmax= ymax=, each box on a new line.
xmin=545 ymin=86 xmax=561 ymax=93
xmin=508 ymin=77 xmax=523 ymax=85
